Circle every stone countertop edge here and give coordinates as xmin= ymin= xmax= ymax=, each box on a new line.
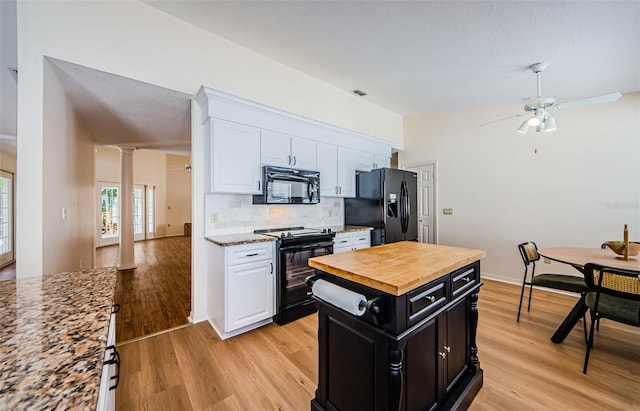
xmin=206 ymin=225 xmax=373 ymax=246
xmin=0 ymin=267 xmax=118 ymax=410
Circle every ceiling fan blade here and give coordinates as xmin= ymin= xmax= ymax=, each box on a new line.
xmin=552 ymin=92 xmax=622 ymax=110
xmin=480 ymin=112 xmax=527 ymax=126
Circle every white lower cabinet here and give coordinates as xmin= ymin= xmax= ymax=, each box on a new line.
xmin=333 ymin=230 xmax=371 ymax=254
xmin=208 ymin=241 xmax=275 ymax=339
xmin=97 ymin=312 xmax=117 ymax=411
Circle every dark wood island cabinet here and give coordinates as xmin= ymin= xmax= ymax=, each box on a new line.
xmin=308 ymin=241 xmax=486 ymax=411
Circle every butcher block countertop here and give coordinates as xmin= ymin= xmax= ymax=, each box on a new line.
xmin=308 ymin=241 xmax=486 ymax=296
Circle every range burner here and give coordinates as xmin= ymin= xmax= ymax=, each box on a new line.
xmin=254 ymin=226 xmax=333 ymax=241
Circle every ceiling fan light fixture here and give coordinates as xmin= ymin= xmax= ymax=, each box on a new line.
xmin=527 ymin=116 xmax=540 ymax=127
xmin=543 ymin=115 xmax=557 ymax=132
xmin=516 ymin=120 xmax=529 ymax=134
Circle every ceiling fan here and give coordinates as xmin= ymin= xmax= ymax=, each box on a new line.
xmin=483 ymin=62 xmax=622 ymax=133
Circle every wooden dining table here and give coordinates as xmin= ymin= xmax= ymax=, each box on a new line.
xmin=537 ymin=247 xmax=640 ymax=343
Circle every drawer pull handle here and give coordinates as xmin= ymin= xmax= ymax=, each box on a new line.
xmin=245 ymin=253 xmax=259 ymax=257
xmin=425 ymin=295 xmax=436 ymax=303
xmin=111 ymin=303 xmax=120 ymax=314
xmin=463 ymin=277 xmax=472 ymax=283
xmin=105 ymin=345 xmax=120 ymax=390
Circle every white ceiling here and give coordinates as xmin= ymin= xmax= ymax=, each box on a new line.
xmin=146 ymin=0 xmax=640 ymax=115
xmin=2 ymin=1 xmax=639 ymax=157
xmin=47 ymin=58 xmax=192 ymax=154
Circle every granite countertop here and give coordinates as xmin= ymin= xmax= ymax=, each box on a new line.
xmin=206 ymin=225 xmax=372 ymax=247
xmin=328 ymin=225 xmax=373 ymax=234
xmin=206 ymin=233 xmax=277 ymax=246
xmin=0 ymin=267 xmax=117 ymax=410
xmin=309 ymin=242 xmax=486 ymax=296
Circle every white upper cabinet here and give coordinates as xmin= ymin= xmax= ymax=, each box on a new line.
xmin=354 ymin=151 xmax=391 ymax=172
xmin=337 ymin=147 xmax=357 ymax=198
xmin=318 ymin=143 xmax=356 ymax=198
xmin=211 ymin=119 xmax=262 ymax=194
xmin=317 ymin=143 xmax=339 ymax=197
xmin=261 ymin=130 xmax=317 ymax=170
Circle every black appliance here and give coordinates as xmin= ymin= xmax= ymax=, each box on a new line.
xmin=344 ymin=168 xmax=417 ymax=246
xmin=254 ymin=226 xmax=335 ymax=325
xmin=252 ymin=166 xmax=320 ymax=205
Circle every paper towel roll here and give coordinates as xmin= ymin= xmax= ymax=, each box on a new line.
xmin=312 ymin=279 xmax=367 ymax=316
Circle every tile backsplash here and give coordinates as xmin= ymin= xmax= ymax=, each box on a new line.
xmin=205 ymin=193 xmax=344 ymax=235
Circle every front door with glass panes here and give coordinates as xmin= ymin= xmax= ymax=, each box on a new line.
xmin=0 ymin=170 xmax=14 ymax=267
xmin=99 ymin=183 xmax=120 ymax=247
xmin=99 ymin=183 xmax=155 ymax=246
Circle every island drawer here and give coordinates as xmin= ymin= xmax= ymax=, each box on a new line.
xmin=407 ymin=276 xmax=448 ymax=326
xmin=451 ymin=263 xmax=479 ymax=299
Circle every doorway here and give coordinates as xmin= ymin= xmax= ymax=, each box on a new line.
xmin=99 ymin=182 xmax=120 ymax=247
xmin=406 ymin=162 xmax=436 ymax=244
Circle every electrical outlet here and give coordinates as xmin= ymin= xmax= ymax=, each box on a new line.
xmin=211 ymin=213 xmax=218 ymax=223
xmin=443 ymin=208 xmax=454 ymax=215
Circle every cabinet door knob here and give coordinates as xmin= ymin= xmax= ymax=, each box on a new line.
xmin=438 ymin=351 xmax=447 ymax=360
xmin=425 ymin=295 xmax=436 ymax=303
xmin=443 ymin=345 xmax=451 ymax=353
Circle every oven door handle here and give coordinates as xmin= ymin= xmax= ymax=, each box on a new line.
xmin=279 ymin=241 xmax=335 ymax=252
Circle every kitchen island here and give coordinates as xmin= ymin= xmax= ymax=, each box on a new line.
xmin=0 ymin=267 xmax=118 ymax=410
xmin=308 ymin=241 xmax=486 ymax=411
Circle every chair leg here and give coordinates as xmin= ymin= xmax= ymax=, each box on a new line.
xmin=527 ymin=282 xmax=533 ymax=311
xmin=583 ymin=311 xmax=598 ymax=374
xmin=517 ymin=281 xmax=526 ymax=322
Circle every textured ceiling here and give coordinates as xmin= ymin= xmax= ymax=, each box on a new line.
xmin=47 ymin=58 xmax=192 ymax=154
xmin=3 ymin=1 xmax=639 ymax=157
xmin=147 ymin=0 xmax=640 ymax=115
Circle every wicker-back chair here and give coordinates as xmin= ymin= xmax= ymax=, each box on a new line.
xmin=517 ymin=242 xmax=587 ymax=322
xmin=582 ymin=263 xmax=640 ymax=373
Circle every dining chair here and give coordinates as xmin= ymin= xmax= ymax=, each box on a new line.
xmin=582 ymin=263 xmax=640 ymax=373
xmin=517 ymin=242 xmax=588 ymax=324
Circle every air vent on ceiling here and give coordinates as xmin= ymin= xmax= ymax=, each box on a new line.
xmin=352 ymin=89 xmax=367 ymax=97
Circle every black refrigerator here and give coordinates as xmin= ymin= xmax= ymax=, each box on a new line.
xmin=344 ymin=168 xmax=418 ymax=246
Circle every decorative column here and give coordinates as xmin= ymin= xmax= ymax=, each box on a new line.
xmin=118 ymin=146 xmax=136 ymax=270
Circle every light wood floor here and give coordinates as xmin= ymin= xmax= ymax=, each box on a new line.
xmin=96 ymin=236 xmax=192 ymax=343
xmin=116 ymin=279 xmax=640 ymax=410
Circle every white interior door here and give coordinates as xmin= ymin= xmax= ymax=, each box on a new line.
xmin=407 ymin=163 xmax=436 ymax=244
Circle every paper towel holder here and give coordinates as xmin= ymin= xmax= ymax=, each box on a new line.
xmin=306 ymin=276 xmax=381 ymax=316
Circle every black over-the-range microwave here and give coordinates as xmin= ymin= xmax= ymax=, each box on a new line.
xmin=252 ymin=166 xmax=320 ymax=205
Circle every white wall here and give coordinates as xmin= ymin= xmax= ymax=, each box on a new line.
xmin=166 ymin=154 xmax=192 ymax=237
xmin=16 ymin=0 xmax=401 ymax=280
xmin=401 ymin=93 xmax=640 ymax=283
xmin=42 ymin=59 xmax=95 ymax=275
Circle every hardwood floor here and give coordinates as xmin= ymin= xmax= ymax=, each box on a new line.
xmin=96 ymin=236 xmax=191 ymax=343
xmin=116 ymin=279 xmax=640 ymax=410
xmin=0 ymin=262 xmax=16 ymax=281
